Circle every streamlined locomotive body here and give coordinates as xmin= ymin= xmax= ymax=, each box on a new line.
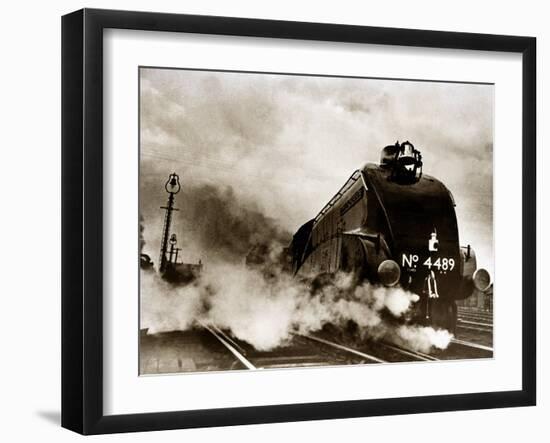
xmin=290 ymin=141 xmax=490 ymax=332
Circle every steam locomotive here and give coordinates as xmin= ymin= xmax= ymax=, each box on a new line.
xmin=289 ymin=141 xmax=491 ymax=333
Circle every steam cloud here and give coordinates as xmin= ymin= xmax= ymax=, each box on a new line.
xmin=140 ymin=263 xmax=452 ymax=353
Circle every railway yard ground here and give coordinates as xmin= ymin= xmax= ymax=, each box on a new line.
xmin=139 ymin=305 xmax=494 ymax=375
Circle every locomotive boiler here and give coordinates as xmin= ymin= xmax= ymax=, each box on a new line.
xmin=289 ymin=141 xmax=491 ymax=333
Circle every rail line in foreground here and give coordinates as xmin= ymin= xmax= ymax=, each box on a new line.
xmin=200 ymin=322 xmax=257 ymax=370
xmin=302 ymin=334 xmax=388 ymax=363
xmin=202 ymin=323 xmax=490 ymax=371
xmin=379 ymin=341 xmax=440 ymax=362
xmin=451 ymin=338 xmax=493 ymax=352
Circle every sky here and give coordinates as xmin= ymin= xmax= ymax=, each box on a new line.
xmin=139 ymin=67 xmax=494 ymax=273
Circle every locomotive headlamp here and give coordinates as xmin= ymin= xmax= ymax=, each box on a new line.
xmin=165 ymin=172 xmax=181 ymax=194
xmin=377 ymin=260 xmax=401 ymax=287
xmin=472 ymin=268 xmax=491 ymax=292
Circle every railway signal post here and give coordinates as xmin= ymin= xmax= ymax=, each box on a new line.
xmin=159 ymin=172 xmax=180 ymax=272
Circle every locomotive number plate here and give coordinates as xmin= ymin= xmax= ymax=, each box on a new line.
xmin=401 ymin=253 xmax=456 ymax=272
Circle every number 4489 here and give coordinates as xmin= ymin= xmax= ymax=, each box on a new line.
xmin=424 ymin=256 xmax=455 ymax=271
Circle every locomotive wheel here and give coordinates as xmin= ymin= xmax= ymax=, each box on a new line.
xmin=429 ymin=299 xmax=457 ymax=334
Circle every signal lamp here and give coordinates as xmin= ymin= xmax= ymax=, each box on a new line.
xmin=165 ymin=172 xmax=181 ymax=194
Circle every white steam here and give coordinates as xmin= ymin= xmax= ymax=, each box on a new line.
xmin=392 ymin=325 xmax=453 ymax=353
xmin=140 ymin=262 xmax=452 ymax=353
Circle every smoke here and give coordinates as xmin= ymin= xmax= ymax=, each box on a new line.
xmin=140 ymin=178 xmax=291 ymax=267
xmin=178 ymin=184 xmax=290 ymax=262
xmin=140 ymin=261 xmax=451 ymax=353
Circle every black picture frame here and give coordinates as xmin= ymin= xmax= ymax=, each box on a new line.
xmin=61 ymin=8 xmax=536 ymax=435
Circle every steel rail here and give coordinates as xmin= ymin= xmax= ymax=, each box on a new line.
xmin=456 ymin=324 xmax=493 ymax=333
xmin=451 ymin=338 xmax=493 ymax=352
xmin=211 ymin=325 xmax=249 ymax=356
xmin=457 ymin=310 xmax=493 ymax=319
xmin=458 ymin=319 xmax=493 ymax=328
xmin=380 ymin=342 xmax=439 ymax=362
xmin=201 ymin=323 xmax=257 ymax=370
xmin=304 ymin=335 xmax=388 ymax=363
xmin=458 ymin=313 xmax=493 ymax=320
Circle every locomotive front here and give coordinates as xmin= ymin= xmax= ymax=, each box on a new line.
xmin=366 ymin=142 xmax=491 ymax=331
xmin=291 ymin=141 xmax=491 ymax=333
xmin=367 ymin=143 xmax=484 ymax=330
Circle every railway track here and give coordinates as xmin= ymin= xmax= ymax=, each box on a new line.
xmin=457 ymin=319 xmax=492 ymax=333
xmin=303 ymin=334 xmax=446 ymax=364
xmin=302 ymin=334 xmax=387 ymax=363
xmin=454 ymin=307 xmax=493 ymax=352
xmin=456 ymin=307 xmax=493 ymax=335
xmin=202 ymin=323 xmax=257 ymax=369
xmin=140 ymin=321 xmax=492 ymax=375
xmin=457 ymin=308 xmax=493 ymax=321
xmin=451 ymin=338 xmax=493 ymax=353
xmin=142 ymin=304 xmax=494 ymax=373
xmin=458 ymin=318 xmax=493 ymax=328
xmin=458 ymin=314 xmax=493 ymax=323
xmin=378 ymin=341 xmax=440 ymax=362
xmin=202 ymin=323 xmax=449 ymax=369
xmin=205 ymin=326 xmax=392 ymax=368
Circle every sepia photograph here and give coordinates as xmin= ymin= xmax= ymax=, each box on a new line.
xmin=138 ymin=67 xmax=494 ymax=375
